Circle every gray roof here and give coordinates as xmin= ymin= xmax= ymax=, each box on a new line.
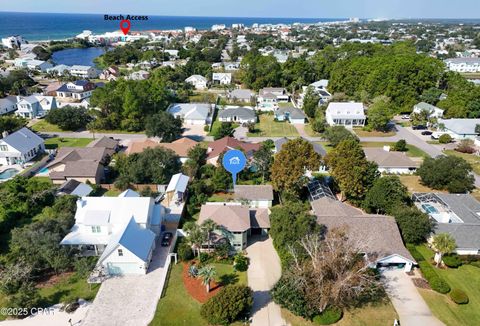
xmin=199 ymin=204 xmax=251 ymax=232
xmin=168 ymin=103 xmax=211 ymax=121
xmin=363 ymin=148 xmax=418 ymax=168
xmin=435 ymin=193 xmax=480 ymax=225
xmin=439 ymin=119 xmax=480 ymax=135
xmin=435 ymin=224 xmax=480 ymax=250
xmin=98 ymin=217 xmax=156 ymax=264
xmin=414 ymin=102 xmax=442 ymax=113
xmin=58 ymin=179 xmax=93 ymax=197
xmin=218 ymin=107 xmax=256 ymax=120
xmin=274 ymin=137 xmax=326 ymax=156
xmin=275 ymin=106 xmax=306 ymax=120
xmin=0 ymin=127 xmax=44 ymax=152
xmin=234 ymin=185 xmax=274 ymax=201
xmin=230 ymin=89 xmax=254 ymax=100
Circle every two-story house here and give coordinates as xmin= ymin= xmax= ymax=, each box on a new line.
xmin=56 ymin=80 xmax=97 ymax=101
xmin=60 ymin=191 xmax=166 ymax=275
xmin=0 ymin=127 xmax=45 ymax=166
xmin=15 ymin=95 xmax=57 ymax=119
xmin=69 ymin=65 xmax=99 ymax=79
xmin=0 ymin=96 xmax=17 ymax=115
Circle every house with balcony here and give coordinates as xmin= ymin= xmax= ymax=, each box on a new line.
xmin=56 ymin=80 xmax=97 ymax=101
xmin=60 ymin=191 xmax=166 ymax=275
xmin=325 ymin=102 xmax=366 ymax=128
xmin=69 ymin=65 xmax=99 ymax=78
xmin=15 ymin=95 xmax=57 ymax=119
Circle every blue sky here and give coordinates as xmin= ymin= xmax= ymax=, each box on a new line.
xmin=1 ymin=0 xmax=479 ymax=19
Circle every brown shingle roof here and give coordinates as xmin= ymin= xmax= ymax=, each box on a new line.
xmin=207 ymin=136 xmax=260 ymax=160
xmin=249 ymin=208 xmax=270 ymax=228
xmin=311 ymin=197 xmax=363 ymax=217
xmin=88 ymin=136 xmax=119 ymax=150
xmin=198 ymin=204 xmax=251 ymax=232
xmin=363 ymin=148 xmax=418 ymax=168
xmin=234 ymin=185 xmax=274 ymax=201
xmin=47 ymin=147 xmax=107 ymax=168
xmin=126 ymin=137 xmax=198 ymax=157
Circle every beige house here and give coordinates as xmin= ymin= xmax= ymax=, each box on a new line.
xmin=234 ymin=185 xmax=274 ymax=208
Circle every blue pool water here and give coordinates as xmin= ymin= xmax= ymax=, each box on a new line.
xmin=39 ymin=167 xmax=49 ymax=174
xmin=0 ymin=168 xmax=19 ymax=180
xmin=422 ymin=204 xmax=439 ymax=214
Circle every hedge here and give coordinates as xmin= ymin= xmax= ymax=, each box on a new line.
xmin=449 ymin=289 xmax=469 ymax=304
xmin=418 ymin=261 xmax=451 ymax=294
xmin=442 ymin=254 xmax=462 ymax=268
xmin=312 ymin=307 xmax=343 ymax=325
xmin=406 ymin=244 xmax=425 ymax=262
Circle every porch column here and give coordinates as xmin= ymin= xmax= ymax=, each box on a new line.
xmin=94 ymin=245 xmax=98 ymax=255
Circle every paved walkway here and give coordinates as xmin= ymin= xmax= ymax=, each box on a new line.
xmin=246 ymin=236 xmax=287 ymax=326
xmin=383 ymin=269 xmax=444 ymax=326
xmin=82 ymin=233 xmax=174 ymax=326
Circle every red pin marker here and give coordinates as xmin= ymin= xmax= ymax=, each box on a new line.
xmin=120 ymin=20 xmax=131 ymax=35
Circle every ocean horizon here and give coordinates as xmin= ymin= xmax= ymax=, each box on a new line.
xmin=0 ymin=12 xmax=348 ymax=41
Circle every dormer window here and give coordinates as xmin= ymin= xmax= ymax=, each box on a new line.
xmin=91 ymin=226 xmax=101 ymax=233
xmin=118 ymin=249 xmax=123 ymax=256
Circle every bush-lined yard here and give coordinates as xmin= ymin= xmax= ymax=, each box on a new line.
xmin=415 ymin=245 xmax=480 ymax=326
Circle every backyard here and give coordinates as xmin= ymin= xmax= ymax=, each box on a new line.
xmin=247 ymin=113 xmax=299 ymax=137
xmin=150 ymin=262 xmax=247 ymax=326
xmin=415 ymin=245 xmax=480 ymax=326
xmin=44 ymin=137 xmax=93 ymax=149
xmin=444 ymin=150 xmax=480 ymax=175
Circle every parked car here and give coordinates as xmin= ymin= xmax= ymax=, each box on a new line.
xmin=161 ymin=232 xmax=173 ymax=247
xmin=401 ymin=115 xmax=410 ymax=120
xmin=421 ymin=130 xmax=433 ymax=136
xmin=412 ymin=125 xmax=427 ymax=130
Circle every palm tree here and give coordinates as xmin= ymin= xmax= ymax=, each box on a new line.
xmin=432 ymin=233 xmax=456 ymax=267
xmin=198 ymin=265 xmax=217 ymax=293
xmin=201 ymin=219 xmax=218 ymax=252
xmin=183 ymin=221 xmax=206 ymax=257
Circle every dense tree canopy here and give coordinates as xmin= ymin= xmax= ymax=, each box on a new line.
xmin=418 ymin=156 xmax=475 ymax=193
xmin=324 ymin=126 xmax=358 ymax=147
xmin=366 ymin=96 xmax=393 ymax=132
xmin=326 ymin=139 xmax=379 ymax=201
xmin=271 ymin=138 xmax=321 ymax=197
xmin=394 ymin=205 xmax=432 ymax=244
xmin=145 ymin=111 xmax=183 ymax=141
xmin=363 ymin=176 xmax=410 ymax=215
xmin=0 ymin=116 xmax=26 ymax=135
xmin=46 ymin=106 xmax=92 ymax=131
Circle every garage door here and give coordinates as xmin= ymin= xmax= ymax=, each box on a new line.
xmin=107 ymin=262 xmax=142 ymax=275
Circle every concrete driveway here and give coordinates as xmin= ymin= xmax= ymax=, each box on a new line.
xmin=81 ymin=232 xmax=174 ymax=326
xmin=246 ymin=236 xmax=287 ymax=326
xmin=383 ymin=269 xmax=444 ymax=326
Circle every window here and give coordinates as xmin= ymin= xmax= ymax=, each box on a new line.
xmin=118 ymin=249 xmax=123 ymax=256
xmin=91 ymin=226 xmax=101 ymax=233
xmin=0 ymin=145 xmax=7 ymax=151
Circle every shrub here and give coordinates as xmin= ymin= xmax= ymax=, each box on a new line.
xmin=204 ymin=125 xmax=210 ymax=132
xmin=200 ymin=285 xmax=253 ymax=325
xmin=449 ymin=289 xmax=469 ymax=304
xmin=438 ymin=134 xmax=452 ymax=144
xmin=418 ymin=261 xmax=450 ymax=294
xmin=199 ymin=252 xmax=211 ymax=264
xmin=455 ymin=139 xmax=476 ymax=154
xmin=393 ymin=139 xmax=407 ymax=152
xmin=272 ymin=275 xmax=318 ymax=319
xmin=233 ymin=254 xmax=249 ymax=272
xmin=470 ymin=261 xmax=480 ymax=268
xmin=312 ymin=307 xmax=343 ymax=325
xmin=442 ymin=254 xmax=462 ymax=268
xmin=178 ymin=241 xmax=194 ymax=261
xmin=73 ymin=257 xmax=97 ymax=278
xmin=406 ymin=244 xmax=425 ymax=262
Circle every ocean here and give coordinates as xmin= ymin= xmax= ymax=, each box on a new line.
xmin=0 ymin=12 xmax=345 ymax=41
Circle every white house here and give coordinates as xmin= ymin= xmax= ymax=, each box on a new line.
xmin=165 ymin=173 xmax=189 ymax=206
xmin=438 ymin=118 xmax=480 ymax=140
xmin=257 ymin=87 xmax=289 ymax=111
xmin=0 ymin=127 xmax=45 ymax=166
xmin=47 ymin=64 xmax=71 ymax=76
xmin=228 ymin=89 xmax=255 ymax=103
xmin=185 ymin=75 xmax=208 ymax=90
xmin=0 ymin=96 xmax=17 ymax=115
xmin=69 ymin=65 xmax=99 ymax=78
xmin=26 ymin=59 xmax=53 ymax=72
xmin=167 ymin=103 xmax=212 ymax=125
xmin=445 ymin=58 xmax=480 ymax=73
xmin=310 ymin=79 xmax=329 ymax=92
xmin=326 ymin=102 xmax=366 ymax=127
xmin=56 ymin=80 xmax=96 ymax=101
xmin=364 ymin=147 xmax=419 ymax=175
xmin=234 ymin=185 xmax=273 ymax=208
xmin=2 ymin=35 xmax=27 ymax=49
xmin=60 ymin=192 xmax=166 ymax=275
xmin=212 ymin=73 xmax=232 ymax=85
xmin=218 ymin=106 xmax=256 ymax=124
xmin=15 ymin=95 xmax=57 ymax=119
xmin=413 ymin=102 xmax=444 ymax=119
xmin=274 ymin=106 xmax=306 ymax=124
xmin=128 ymin=70 xmax=150 ymax=81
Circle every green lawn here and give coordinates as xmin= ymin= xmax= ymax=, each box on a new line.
xmin=31 ymin=120 xmax=63 ymax=133
xmin=103 ymin=188 xmax=122 ymax=197
xmin=247 ymin=114 xmax=299 ymax=137
xmin=415 ymin=245 xmax=480 ymax=326
xmin=282 ymin=301 xmax=398 ymax=326
xmin=44 ymin=137 xmax=93 ymax=149
xmin=360 ymin=142 xmax=428 ymax=158
xmin=208 ymin=119 xmax=239 ymax=137
xmin=353 ymin=128 xmax=396 ymax=138
xmin=207 ymin=192 xmax=235 ymax=202
xmin=444 ymin=150 xmax=480 ymax=175
xmin=38 ymin=273 xmax=100 ymax=307
xmin=303 ymin=123 xmax=323 ymax=137
xmin=150 ymin=262 xmax=246 ymax=326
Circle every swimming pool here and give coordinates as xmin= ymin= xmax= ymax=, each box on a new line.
xmin=39 ymin=167 xmax=49 ymax=174
xmin=0 ymin=168 xmax=19 ymax=180
xmin=422 ymin=203 xmax=439 ymax=214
